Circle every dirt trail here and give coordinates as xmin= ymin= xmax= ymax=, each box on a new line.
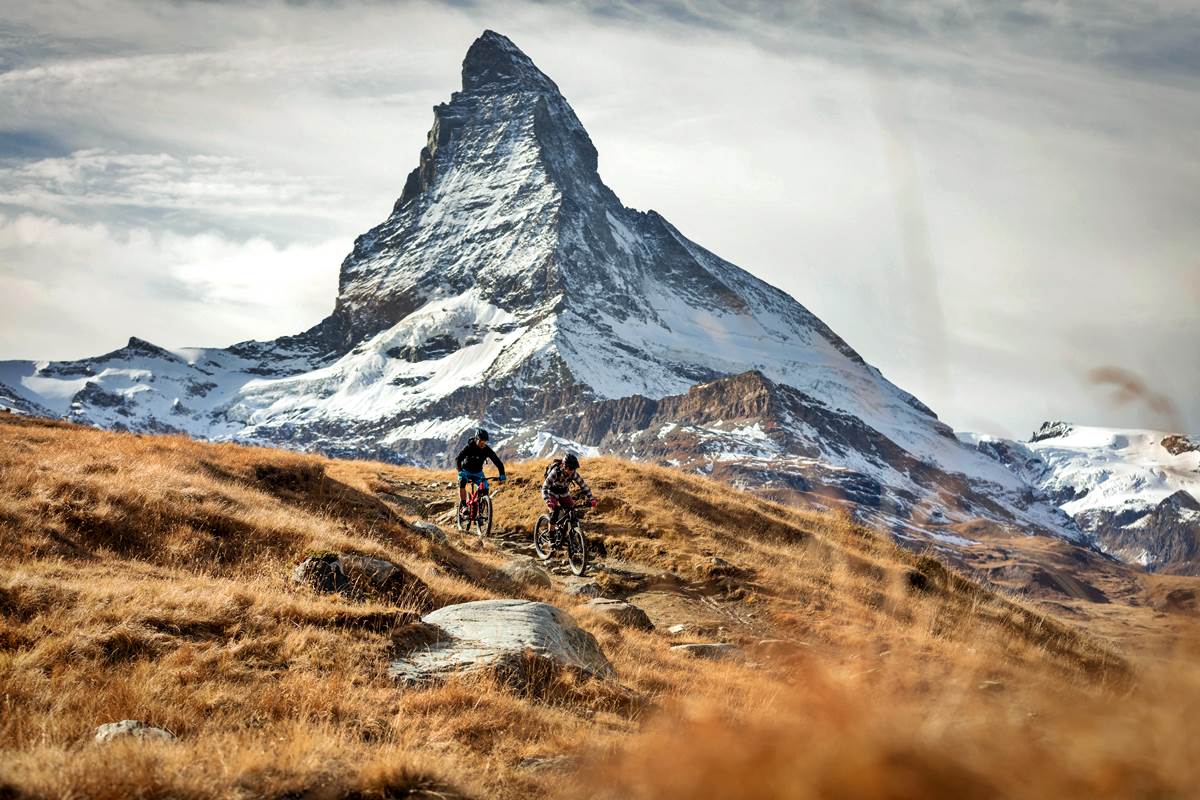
xmin=373 ymin=474 xmax=778 ymax=648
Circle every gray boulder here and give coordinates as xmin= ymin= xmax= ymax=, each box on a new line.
xmin=561 ymin=578 xmax=603 ymax=598
xmin=410 ymin=520 xmax=449 ymax=545
xmin=389 ymin=599 xmax=614 ymax=686
xmin=671 ymin=642 xmax=738 ymax=660
xmin=95 ymin=720 xmax=176 ymax=743
xmin=585 ymin=598 xmax=653 ymax=631
xmin=501 ymin=558 xmax=553 ymax=589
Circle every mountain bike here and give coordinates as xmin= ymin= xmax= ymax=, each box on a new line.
xmin=533 ymin=496 xmax=590 ymax=576
xmin=457 ymin=474 xmax=500 ymax=539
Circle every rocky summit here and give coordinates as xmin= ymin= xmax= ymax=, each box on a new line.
xmin=1 ymin=30 xmax=1193 ymax=570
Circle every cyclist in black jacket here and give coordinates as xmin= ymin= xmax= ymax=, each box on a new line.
xmin=455 ymin=428 xmax=505 ymax=511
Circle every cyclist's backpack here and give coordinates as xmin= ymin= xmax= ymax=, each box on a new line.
xmin=543 ymin=458 xmax=563 ymax=480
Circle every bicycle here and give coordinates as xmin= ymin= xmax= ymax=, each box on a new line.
xmin=457 ymin=474 xmax=502 ymax=539
xmin=533 ymin=496 xmax=591 ymax=576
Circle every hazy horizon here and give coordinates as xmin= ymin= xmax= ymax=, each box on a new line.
xmin=1 ymin=0 xmax=1197 ymax=438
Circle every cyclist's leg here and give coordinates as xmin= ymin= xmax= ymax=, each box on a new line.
xmin=551 ymin=493 xmax=574 ymax=526
xmin=458 ymin=473 xmax=471 ymax=509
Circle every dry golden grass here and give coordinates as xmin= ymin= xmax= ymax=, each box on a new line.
xmin=0 ymin=413 xmax=1195 ymax=799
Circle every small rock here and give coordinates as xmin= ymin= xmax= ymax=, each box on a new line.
xmin=667 ymin=623 xmax=689 ymax=636
xmin=518 ymin=754 xmax=578 ymax=772
xmin=585 ymin=598 xmax=654 ymax=631
xmin=410 ymin=520 xmax=449 ymax=545
xmin=425 ymin=498 xmax=455 ymax=516
xmin=95 ymin=720 xmax=176 ymax=743
xmin=501 ymin=558 xmax=553 ymax=589
xmin=978 ymin=679 xmax=1006 ymax=693
xmin=671 ymin=643 xmax=737 ymax=660
xmin=561 ymin=578 xmax=603 ymax=598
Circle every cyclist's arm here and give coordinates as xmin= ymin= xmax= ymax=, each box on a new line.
xmin=573 ymin=472 xmax=595 ymax=501
xmin=541 ymin=466 xmax=556 ymax=501
xmin=454 ymin=445 xmax=469 ymax=471
xmin=485 ymin=446 xmax=505 ymax=479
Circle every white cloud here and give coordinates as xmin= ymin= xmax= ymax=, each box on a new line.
xmin=0 ymin=149 xmax=348 ymax=221
xmin=0 ymin=213 xmax=343 ymax=359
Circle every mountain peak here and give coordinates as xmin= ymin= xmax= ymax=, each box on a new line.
xmin=1031 ymin=421 xmax=1073 ymax=442
xmin=462 ymin=30 xmax=557 ymax=95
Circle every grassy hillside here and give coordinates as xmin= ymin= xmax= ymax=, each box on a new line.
xmin=1 ymin=413 xmax=1196 ymax=799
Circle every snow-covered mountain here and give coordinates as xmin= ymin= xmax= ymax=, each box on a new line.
xmin=966 ymin=423 xmax=1200 ymax=573
xmin=0 ymin=30 xmax=1093 ymax=555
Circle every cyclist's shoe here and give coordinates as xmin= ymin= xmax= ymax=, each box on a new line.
xmin=497 ymin=475 xmax=507 ymax=482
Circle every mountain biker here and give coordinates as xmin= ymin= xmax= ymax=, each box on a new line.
xmin=456 ymin=428 xmax=505 ymax=512
xmin=542 ymin=453 xmax=596 ymax=525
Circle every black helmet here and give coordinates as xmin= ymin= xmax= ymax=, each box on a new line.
xmin=475 ymin=428 xmax=489 ymax=442
xmin=564 ymin=453 xmax=579 ymax=469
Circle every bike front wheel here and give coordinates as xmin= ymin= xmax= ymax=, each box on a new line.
xmin=456 ymin=501 xmax=469 ymax=533
xmin=533 ymin=515 xmax=553 ymax=560
xmin=566 ymin=522 xmax=588 ymax=576
xmin=474 ymin=495 xmax=493 ymax=539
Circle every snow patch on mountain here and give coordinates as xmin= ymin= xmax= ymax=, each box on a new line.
xmin=964 ymin=423 xmax=1200 ymax=571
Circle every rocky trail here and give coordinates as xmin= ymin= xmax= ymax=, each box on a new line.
xmin=371 ymin=472 xmax=782 ymax=660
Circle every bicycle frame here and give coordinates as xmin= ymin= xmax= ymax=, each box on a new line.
xmin=463 ymin=474 xmax=501 ymax=521
xmin=551 ymin=499 xmax=587 ymax=534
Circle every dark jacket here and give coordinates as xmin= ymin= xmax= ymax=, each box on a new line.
xmin=455 ymin=439 xmax=504 ymax=476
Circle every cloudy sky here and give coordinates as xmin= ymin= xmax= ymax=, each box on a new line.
xmin=1 ymin=0 xmax=1197 ymax=438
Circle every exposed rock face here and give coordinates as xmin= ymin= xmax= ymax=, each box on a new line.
xmin=1162 ymin=435 xmax=1200 ymax=456
xmin=95 ymin=720 xmax=176 ymax=743
xmin=1086 ymin=490 xmax=1200 ymax=575
xmin=388 ymin=599 xmax=614 ymax=685
xmin=291 ymin=553 xmax=430 ymax=605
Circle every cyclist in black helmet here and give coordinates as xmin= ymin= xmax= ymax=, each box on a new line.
xmin=542 ymin=452 xmax=596 ymax=525
xmin=456 ymin=428 xmax=505 ymax=512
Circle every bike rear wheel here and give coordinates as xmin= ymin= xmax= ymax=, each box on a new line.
xmin=566 ymin=520 xmax=587 ymax=576
xmin=474 ymin=495 xmax=493 ymax=539
xmin=533 ymin=515 xmax=553 ymax=560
